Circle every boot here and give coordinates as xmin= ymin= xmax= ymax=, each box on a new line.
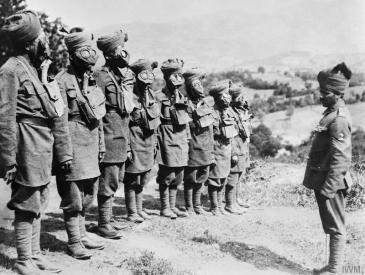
xmin=159 ymin=185 xmax=176 ymax=219
xmin=217 ymin=186 xmax=227 ymax=215
xmin=237 ymin=179 xmax=250 ymax=208
xmin=31 ymin=215 xmax=61 ymax=273
xmin=64 ymin=211 xmax=91 ymax=260
xmin=328 ymin=234 xmax=345 ymax=274
xmin=184 ymin=183 xmax=194 ymax=215
xmin=233 ymin=184 xmax=246 ymax=214
xmin=170 ymin=185 xmax=188 ymax=218
xmin=208 ymin=185 xmax=220 ymax=216
xmin=125 ymin=184 xmax=144 ymax=223
xmin=80 ymin=210 xmax=104 ymax=250
xmin=97 ymin=195 xmax=122 ymax=239
xmin=14 ymin=211 xmax=40 ymax=275
xmin=109 ymin=196 xmax=129 ymax=230
xmin=136 ymin=186 xmax=151 ymax=220
xmin=193 ymin=183 xmax=207 ymax=215
xmin=225 ymin=185 xmax=241 ymax=215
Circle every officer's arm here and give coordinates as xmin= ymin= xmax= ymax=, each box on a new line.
xmin=320 ymin=116 xmax=351 ymax=198
xmin=52 ymin=78 xmax=73 ymax=164
xmin=0 ymin=66 xmax=18 ymax=177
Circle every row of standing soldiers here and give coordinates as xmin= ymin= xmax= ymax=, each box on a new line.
xmin=0 ymin=10 xmax=253 ymax=275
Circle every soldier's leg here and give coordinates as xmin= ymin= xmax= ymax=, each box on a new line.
xmin=136 ymin=170 xmax=152 ymax=220
xmin=157 ymin=165 xmax=176 ymax=219
xmin=237 ymin=169 xmax=250 ymax=208
xmin=97 ymin=163 xmax=123 ymax=238
xmin=170 ymin=167 xmax=188 ymax=218
xmin=110 ymin=162 xmax=126 ymax=228
xmin=56 ymin=178 xmax=91 ymax=260
xmin=207 ymin=178 xmax=220 ymax=216
xmin=217 ymin=179 xmax=228 ymax=215
xmin=80 ymin=178 xmax=104 ymax=250
xmin=183 ymin=167 xmax=195 ymax=215
xmin=193 ymin=166 xmax=209 ymax=215
xmin=225 ymin=172 xmax=239 ymax=214
xmin=314 ymin=190 xmax=346 ymax=274
xmin=124 ymin=173 xmax=144 ymax=223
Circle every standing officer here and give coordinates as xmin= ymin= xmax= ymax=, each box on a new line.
xmin=55 ymin=30 xmax=106 ymax=259
xmin=95 ymin=30 xmax=136 ymax=229
xmin=125 ymin=59 xmax=160 ymax=221
xmin=0 ymin=10 xmax=72 ymax=275
xmin=207 ymin=80 xmax=238 ymax=216
xmin=226 ymin=84 xmax=250 ymax=214
xmin=156 ymin=59 xmax=190 ymax=219
xmin=303 ymin=63 xmax=352 ymax=275
xmin=183 ymin=67 xmax=215 ymax=215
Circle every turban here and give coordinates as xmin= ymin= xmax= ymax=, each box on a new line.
xmin=96 ymin=30 xmax=128 ymax=54
xmin=65 ymin=31 xmax=93 ymax=53
xmin=209 ymin=79 xmax=232 ymax=98
xmin=1 ymin=10 xmax=41 ymax=45
xmin=229 ymin=84 xmax=245 ymax=100
xmin=183 ymin=67 xmax=205 ymax=83
xmin=161 ymin=58 xmax=184 ymax=77
xmin=317 ymin=63 xmax=352 ymax=95
xmin=130 ymin=59 xmax=158 ymax=75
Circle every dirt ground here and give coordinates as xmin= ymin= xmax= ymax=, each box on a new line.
xmin=0 ymin=163 xmax=364 ymax=275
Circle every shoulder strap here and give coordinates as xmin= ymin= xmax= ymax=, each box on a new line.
xmin=71 ymin=74 xmax=87 ymax=103
xmin=107 ymin=70 xmax=122 ymax=94
xmin=16 ymin=56 xmax=45 ymax=92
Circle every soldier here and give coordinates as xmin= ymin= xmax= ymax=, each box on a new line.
xmin=95 ymin=31 xmax=136 ymax=233
xmin=207 ymin=80 xmax=238 ymax=216
xmin=226 ymin=84 xmax=251 ymax=214
xmin=125 ymin=59 xmax=160 ymax=221
xmin=55 ymin=30 xmax=106 ymax=259
xmin=0 ymin=10 xmax=72 ymax=274
xmin=156 ymin=59 xmax=190 ymax=219
xmin=303 ymin=63 xmax=353 ymax=275
xmin=183 ymin=67 xmax=215 ymax=215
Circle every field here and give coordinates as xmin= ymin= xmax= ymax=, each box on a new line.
xmin=1 ymin=162 xmax=364 ymax=275
xmin=254 ymin=102 xmax=365 ymax=145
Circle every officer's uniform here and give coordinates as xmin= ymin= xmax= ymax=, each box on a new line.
xmin=303 ymin=64 xmax=352 ymax=274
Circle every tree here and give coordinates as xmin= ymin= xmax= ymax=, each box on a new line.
xmin=0 ymin=0 xmax=26 ymax=65
xmin=258 ymin=66 xmax=265 ymax=74
xmin=285 ymin=104 xmax=295 ymax=120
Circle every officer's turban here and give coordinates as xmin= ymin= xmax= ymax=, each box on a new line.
xmin=130 ymin=59 xmax=158 ymax=75
xmin=160 ymin=58 xmax=184 ymax=77
xmin=209 ymin=79 xmax=232 ymax=98
xmin=229 ymin=84 xmax=245 ymax=100
xmin=317 ymin=63 xmax=352 ymax=95
xmin=96 ymin=30 xmax=128 ymax=55
xmin=65 ymin=31 xmax=93 ymax=53
xmin=183 ymin=67 xmax=205 ymax=83
xmin=1 ymin=10 xmax=41 ymax=45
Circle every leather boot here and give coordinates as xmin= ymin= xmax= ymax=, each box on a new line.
xmin=159 ymin=185 xmax=176 ymax=218
xmin=31 ymin=215 xmax=61 ymax=273
xmin=64 ymin=211 xmax=91 ymax=260
xmin=109 ymin=196 xmax=129 ymax=230
xmin=184 ymin=183 xmax=194 ymax=215
xmin=136 ymin=185 xmax=151 ymax=220
xmin=225 ymin=185 xmax=241 ymax=215
xmin=80 ymin=210 xmax=104 ymax=250
xmin=125 ymin=184 xmax=144 ymax=223
xmin=13 ymin=211 xmax=40 ymax=275
xmin=208 ymin=185 xmax=220 ymax=216
xmin=193 ymin=183 xmax=207 ymax=215
xmin=328 ymin=234 xmax=345 ymax=274
xmin=170 ymin=185 xmax=188 ymax=218
xmin=217 ymin=186 xmax=227 ymax=215
xmin=97 ymin=195 xmax=121 ymax=239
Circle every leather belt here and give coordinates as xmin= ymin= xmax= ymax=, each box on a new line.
xmin=16 ymin=116 xmax=51 ymax=127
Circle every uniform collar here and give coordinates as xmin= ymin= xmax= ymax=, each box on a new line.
xmin=323 ymin=99 xmax=345 ymax=116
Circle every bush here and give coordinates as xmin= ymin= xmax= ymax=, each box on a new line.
xmin=250 ymin=124 xmax=282 ymax=158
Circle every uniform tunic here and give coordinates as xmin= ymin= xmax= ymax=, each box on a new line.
xmin=94 ymin=66 xmax=134 ymax=163
xmin=56 ymin=67 xmax=105 ymax=181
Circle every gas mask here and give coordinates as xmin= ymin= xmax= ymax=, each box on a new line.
xmin=27 ymin=31 xmax=51 ymax=68
xmin=137 ymin=69 xmax=155 ymax=85
xmin=168 ymin=72 xmax=184 ymax=87
xmin=232 ymin=94 xmax=248 ymax=109
xmin=187 ymin=78 xmax=204 ymax=100
xmin=71 ymin=46 xmax=99 ymax=74
xmin=106 ymin=45 xmax=130 ymax=68
xmin=216 ymin=92 xmax=232 ymax=109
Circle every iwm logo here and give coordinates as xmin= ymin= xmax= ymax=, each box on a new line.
xmin=342 ymin=265 xmax=365 ymax=274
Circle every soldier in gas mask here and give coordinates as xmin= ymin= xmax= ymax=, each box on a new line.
xmin=95 ymin=30 xmax=137 ymax=231
xmin=155 ymin=59 xmax=190 ymax=219
xmin=0 ymin=10 xmax=72 ymax=275
xmin=183 ymin=67 xmax=215 ymax=215
xmin=207 ymin=80 xmax=238 ymax=216
xmin=55 ymin=29 xmax=106 ymax=260
xmin=125 ymin=59 xmax=160 ymax=221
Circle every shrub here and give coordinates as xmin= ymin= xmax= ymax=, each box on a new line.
xmin=250 ymin=124 xmax=282 ymax=158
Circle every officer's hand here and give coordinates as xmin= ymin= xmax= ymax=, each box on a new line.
xmin=60 ymin=160 xmax=72 ymax=172
xmin=4 ymin=165 xmax=17 ymax=185
xmin=231 ymin=155 xmax=238 ymax=166
xmin=98 ymin=152 xmax=105 ymax=163
xmin=127 ymin=151 xmax=133 ymax=163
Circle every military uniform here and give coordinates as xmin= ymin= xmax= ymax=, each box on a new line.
xmin=0 ymin=10 xmax=72 ymax=274
xmin=303 ymin=63 xmax=352 ymax=274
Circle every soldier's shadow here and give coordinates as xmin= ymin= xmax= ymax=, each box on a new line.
xmin=192 ymin=236 xmax=312 ymax=275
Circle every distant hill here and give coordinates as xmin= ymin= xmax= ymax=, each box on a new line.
xmin=94 ymin=10 xmax=365 ymax=72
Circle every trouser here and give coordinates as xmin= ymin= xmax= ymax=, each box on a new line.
xmin=184 ymin=166 xmax=209 ymax=210
xmin=315 ymin=190 xmax=346 ymax=273
xmin=207 ymin=178 xmax=227 ymax=210
xmin=8 ymin=182 xmax=50 ymax=261
xmin=226 ymin=172 xmax=243 ymax=209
